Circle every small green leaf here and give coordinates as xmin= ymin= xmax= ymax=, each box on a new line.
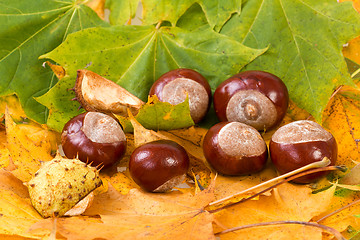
xmin=0 ymin=0 xmax=107 ymax=123
xmin=39 ymin=24 xmax=266 ymax=131
xmin=106 ymin=0 xmax=139 ymax=25
xmin=116 ymin=95 xmax=194 ymax=132
xmin=221 ymin=0 xmax=360 ymax=122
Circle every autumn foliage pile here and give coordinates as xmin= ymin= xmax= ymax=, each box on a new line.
xmin=2 ymin=0 xmax=360 ymax=239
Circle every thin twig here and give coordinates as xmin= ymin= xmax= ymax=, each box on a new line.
xmin=351 ymin=67 xmax=360 ymax=79
xmin=209 ymin=157 xmax=331 ymax=206
xmin=330 ymin=85 xmax=344 ymax=99
xmin=215 ymin=220 xmax=345 ymax=240
xmin=316 ymin=197 xmax=360 ymax=223
xmin=208 ymin=165 xmax=345 ymax=214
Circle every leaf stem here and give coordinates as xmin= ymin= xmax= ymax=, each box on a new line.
xmin=208 ymin=157 xmax=331 ymax=206
xmin=155 ymin=21 xmax=162 ymax=30
xmin=214 ymin=220 xmax=345 ymax=240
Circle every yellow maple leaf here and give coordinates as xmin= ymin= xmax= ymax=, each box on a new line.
xmin=0 ymin=95 xmax=26 ymax=123
xmin=1 ymin=96 xmax=59 ymax=182
xmin=341 ymin=0 xmax=360 ymax=66
xmin=323 ymin=86 xmax=360 ymax=168
xmin=213 ymin=183 xmax=336 ymax=239
xmin=314 ymin=190 xmax=360 ymax=237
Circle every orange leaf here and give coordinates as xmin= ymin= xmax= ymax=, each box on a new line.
xmin=86 ymin=0 xmax=105 ymax=19
xmin=343 ymin=36 xmax=360 ymax=65
xmin=44 ymin=61 xmax=65 ymax=80
xmin=30 ymin=183 xmax=216 ymax=240
xmin=0 ymin=170 xmax=42 ymax=238
xmin=341 ymin=0 xmax=360 ymax=65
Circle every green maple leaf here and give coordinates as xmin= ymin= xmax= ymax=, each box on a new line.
xmin=141 ymin=0 xmax=242 ymax=31
xmin=37 ymin=24 xmax=266 ymax=131
xmin=221 ymin=0 xmax=360 ymax=122
xmin=0 ymin=0 xmax=107 ymax=123
xmin=176 ymin=3 xmax=209 ymax=31
xmin=198 ymin=0 xmax=241 ymax=31
xmin=141 ymin=0 xmax=197 ymax=25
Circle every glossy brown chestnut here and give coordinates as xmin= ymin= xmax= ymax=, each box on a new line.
xmin=269 ymin=120 xmax=337 ymax=183
xmin=213 ymin=70 xmax=289 ymax=131
xmin=149 ymin=68 xmax=212 ymax=123
xmin=129 ymin=140 xmax=190 ymax=192
xmin=203 ymin=121 xmax=268 ymax=175
xmin=61 ymin=112 xmax=127 ymax=168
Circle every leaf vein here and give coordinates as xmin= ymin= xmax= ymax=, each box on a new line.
xmin=118 ymin=32 xmax=157 ymax=82
xmin=160 ymin=35 xmax=181 ymax=68
xmin=279 ymin=0 xmax=315 ymax=106
xmin=0 ymin=6 xmax=74 ymax=64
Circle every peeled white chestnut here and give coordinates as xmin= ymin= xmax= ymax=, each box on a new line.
xmin=269 ymin=120 xmax=337 ymax=183
xmin=203 ymin=121 xmax=268 ymax=175
xmin=149 ymin=68 xmax=212 ymax=123
xmin=61 ymin=112 xmax=127 ymax=168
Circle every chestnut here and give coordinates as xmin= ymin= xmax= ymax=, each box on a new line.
xmin=129 ymin=140 xmax=190 ymax=192
xmin=213 ymin=70 xmax=289 ymax=131
xmin=61 ymin=112 xmax=127 ymax=168
xmin=149 ymin=68 xmax=212 ymax=123
xmin=269 ymin=120 xmax=337 ymax=183
xmin=203 ymin=121 xmax=268 ymax=175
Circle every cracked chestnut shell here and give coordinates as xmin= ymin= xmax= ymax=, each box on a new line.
xmin=149 ymin=68 xmax=212 ymax=123
xmin=61 ymin=112 xmax=127 ymax=168
xmin=213 ymin=70 xmax=289 ymax=131
xmin=75 ymin=69 xmax=144 ymax=116
xmin=203 ymin=121 xmax=268 ymax=175
xmin=269 ymin=120 xmax=337 ymax=183
xmin=129 ymin=140 xmax=190 ymax=192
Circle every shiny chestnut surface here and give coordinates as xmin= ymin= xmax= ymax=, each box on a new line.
xmin=203 ymin=121 xmax=268 ymax=175
xmin=269 ymin=120 xmax=337 ymax=183
xmin=61 ymin=112 xmax=127 ymax=168
xmin=129 ymin=140 xmax=190 ymax=192
xmin=213 ymin=70 xmax=289 ymax=130
xmin=149 ymin=68 xmax=212 ymax=123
